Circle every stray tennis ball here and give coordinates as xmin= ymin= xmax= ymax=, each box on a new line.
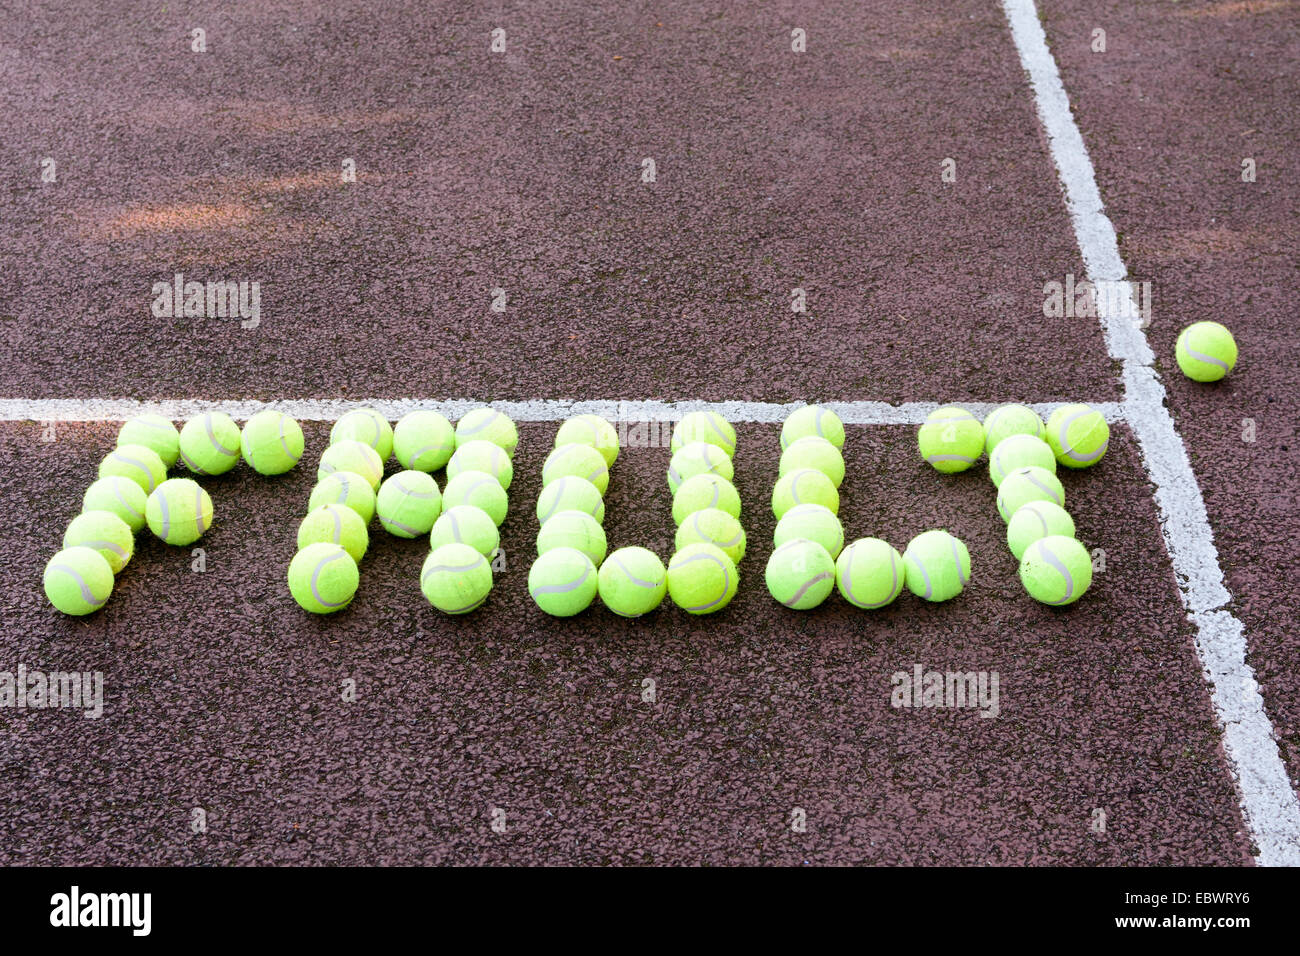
xmin=666 ymin=542 xmax=738 ymax=614
xmin=144 ymin=477 xmax=214 ymax=546
xmin=538 ymin=510 xmax=608 ymax=565
xmin=441 ymin=470 xmax=508 ymax=526
xmin=1019 ymin=534 xmax=1093 ymax=605
xmin=287 ymin=542 xmax=359 ymax=614
xmin=536 ymin=476 xmax=605 ymax=525
xmin=673 ymin=473 xmax=742 ymax=525
xmin=917 ymin=405 xmax=984 ymax=474
xmin=542 ymin=443 xmax=609 ymax=494
xmin=117 ymin=414 xmax=179 ymax=468
xmin=428 ymin=505 xmax=500 ymax=560
xmin=835 ymin=537 xmax=905 ymax=609
xmin=996 ymin=465 xmax=1066 ymax=522
xmin=297 ymin=504 xmax=369 ymax=563
xmin=447 ymin=439 xmax=514 ymax=489
xmin=770 ymin=468 xmax=838 ymax=520
xmin=317 ymin=439 xmax=384 ymax=491
xmin=178 ymin=412 xmax=242 ymax=476
xmin=99 ymin=444 xmax=167 ymax=493
xmin=982 ymin=403 xmax=1045 ymax=454
xmin=330 ymin=408 xmax=393 ymax=460
xmin=765 ymin=538 xmax=836 ymax=610
xmin=773 ymin=503 xmax=844 ymax=558
xmin=555 ymin=414 xmax=620 ymax=467
xmin=902 ymin=529 xmax=971 ymax=602
xmin=667 ymin=441 xmax=733 ymax=494
xmin=44 ymin=547 xmax=114 ymax=615
xmin=779 ymin=436 xmax=845 ymax=487
xmin=598 ymin=547 xmax=668 ymax=617
xmin=375 ymin=471 xmax=442 ymax=538
xmin=528 ymin=546 xmax=598 ymax=616
xmin=308 ymin=471 xmax=377 ymax=524
xmin=240 ymin=410 xmax=305 ymax=476
xmin=675 ymin=507 xmax=747 ymax=564
xmin=1006 ymin=500 xmax=1076 ymax=561
xmin=670 ymin=411 xmax=737 ymax=458
xmin=780 ymin=404 xmax=845 ymax=451
xmin=392 ymin=410 xmax=456 ymax=472
xmin=1175 ymin=320 xmax=1237 ymax=382
xmin=421 ymin=542 xmax=493 ymax=614
xmin=82 ymin=476 xmax=148 ymax=533
xmin=63 ymin=510 xmax=133 ymax=574
xmin=1045 ymin=404 xmax=1109 ymax=469
xmin=988 ymin=433 xmax=1057 ymax=487
xmin=456 ymin=406 xmax=519 ymax=459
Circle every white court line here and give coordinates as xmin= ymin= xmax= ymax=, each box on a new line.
xmin=1004 ymin=0 xmax=1300 ymax=865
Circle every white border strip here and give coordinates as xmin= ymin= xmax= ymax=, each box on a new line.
xmin=1003 ymin=0 xmax=1300 ymax=865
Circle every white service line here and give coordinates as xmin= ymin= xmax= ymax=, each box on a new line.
xmin=1003 ymin=0 xmax=1300 ymax=865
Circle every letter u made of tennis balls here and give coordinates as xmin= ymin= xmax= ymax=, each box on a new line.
xmin=422 ymin=542 xmax=493 ymax=613
xmin=288 ymin=542 xmax=359 ymax=614
xmin=1045 ymin=404 xmax=1109 ymax=469
xmin=528 ymin=547 xmax=598 ymax=616
xmin=598 ymin=547 xmax=667 ymax=617
xmin=666 ymin=542 xmax=738 ymax=614
xmin=902 ymin=530 xmax=970 ymax=602
xmin=538 ymin=510 xmax=608 ymax=565
xmin=44 ymin=546 xmax=114 ymax=615
xmin=178 ymin=412 xmax=242 ymax=476
xmin=988 ymin=433 xmax=1057 ymax=487
xmin=1175 ymin=321 xmax=1237 ymax=382
xmin=376 ymin=471 xmax=442 ymax=538
xmin=1019 ymin=535 xmax=1093 ymax=605
xmin=392 ymin=410 xmax=456 ymax=472
xmin=241 ymin=410 xmax=305 ymax=475
xmin=117 ymin=414 xmax=180 ymax=468
xmin=63 ymin=510 xmax=134 ymax=574
xmin=455 ymin=407 xmax=519 ymax=459
xmin=671 ymin=411 xmax=737 ymax=458
xmin=330 ymin=408 xmax=393 ymax=461
xmin=836 ymin=537 xmax=905 ymax=609
xmin=765 ymin=538 xmax=836 ymax=610
xmin=145 ymin=478 xmax=214 ymax=546
xmin=917 ymin=405 xmax=984 ymax=474
xmin=780 ymin=404 xmax=845 ymax=451
xmin=554 ymin=414 xmax=620 ymax=468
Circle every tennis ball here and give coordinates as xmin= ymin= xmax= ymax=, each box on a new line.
xmin=666 ymin=543 xmax=738 ymax=614
xmin=675 ymin=507 xmax=747 ymax=564
xmin=528 ymin=547 xmax=598 ymax=617
xmin=988 ymin=434 xmax=1057 ymax=487
xmin=598 ymin=547 xmax=668 ymax=617
xmin=178 ymin=412 xmax=241 ymax=476
xmin=99 ymin=444 xmax=166 ymax=493
xmin=421 ymin=542 xmax=493 ymax=613
xmin=331 ymin=408 xmax=393 ymax=460
xmin=297 ymin=504 xmax=369 ymax=563
xmin=917 ymin=405 xmax=984 ymax=473
xmin=902 ymin=529 xmax=970 ymax=602
xmin=673 ymin=473 xmax=742 ymax=525
xmin=555 ymin=414 xmax=620 ymax=467
xmin=781 ymin=404 xmax=845 ymax=451
xmin=538 ymin=510 xmax=608 ymax=565
xmin=429 ymin=505 xmax=500 ymax=559
xmin=308 ymin=471 xmax=377 ymax=524
xmin=117 ymin=414 xmax=179 ymax=467
xmin=765 ymin=538 xmax=836 ymax=610
xmin=670 ymin=411 xmax=736 ymax=458
xmin=63 ymin=510 xmax=133 ymax=574
xmin=1176 ymin=320 xmax=1237 ymax=382
xmin=667 ymin=441 xmax=733 ymax=494
xmin=145 ymin=477 xmax=214 ymax=546
xmin=536 ymin=476 xmax=604 ymax=525
xmin=448 ymin=439 xmax=514 ymax=490
xmin=1019 ymin=534 xmax=1093 ymax=605
xmin=1045 ymin=404 xmax=1109 ymax=469
xmin=392 ymin=410 xmax=456 ymax=472
xmin=771 ymin=468 xmax=838 ymax=521
xmin=542 ymin=443 xmax=609 ymax=494
xmin=456 ymin=407 xmax=519 ymax=458
xmin=318 ymin=439 xmax=384 ymax=491
xmin=240 ymin=410 xmax=304 ymax=476
xmin=982 ymin=403 xmax=1045 ymax=454
xmin=43 ymin=547 xmax=113 ymax=615
xmin=1006 ymin=501 xmax=1076 ymax=561
xmin=443 ymin=470 xmax=509 ymax=526
xmin=779 ymin=436 xmax=845 ymax=488
xmin=997 ymin=466 xmax=1066 ymax=522
xmin=288 ymin=542 xmax=359 ymax=614
xmin=773 ymin=503 xmax=843 ymax=558
xmin=82 ymin=476 xmax=148 ymax=533
xmin=376 ymin=471 xmax=442 ymax=538
xmin=835 ymin=537 xmax=905 ymax=609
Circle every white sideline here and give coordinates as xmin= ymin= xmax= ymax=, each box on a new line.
xmin=1004 ymin=0 xmax=1300 ymax=865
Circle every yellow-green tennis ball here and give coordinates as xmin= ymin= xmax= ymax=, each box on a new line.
xmin=117 ymin=414 xmax=179 ymax=468
xmin=1006 ymin=501 xmax=1076 ymax=561
xmin=770 ymin=468 xmax=838 ymax=521
xmin=835 ymin=537 xmax=904 ymax=609
xmin=178 ymin=412 xmax=241 ymax=476
xmin=63 ymin=510 xmax=134 ymax=574
xmin=555 ymin=414 xmax=620 ymax=467
xmin=240 ymin=410 xmax=305 ymax=475
xmin=779 ymin=436 xmax=845 ymax=488
xmin=536 ymin=476 xmax=604 ymax=525
xmin=308 ymin=471 xmax=376 ymax=524
xmin=44 ymin=547 xmax=113 ymax=615
xmin=288 ymin=542 xmax=359 ymax=614
xmin=780 ymin=404 xmax=845 ymax=451
xmin=448 ymin=439 xmax=514 ymax=490
xmin=456 ymin=406 xmax=519 ymax=458
xmin=429 ymin=505 xmax=500 ymax=559
xmin=542 ymin=443 xmax=609 ymax=494
xmin=528 ymin=547 xmax=598 ymax=616
xmin=1045 ymin=404 xmax=1109 ymax=469
xmin=443 ymin=470 xmax=509 ymax=526
xmin=1176 ymin=320 xmax=1237 ymax=382
xmin=670 ymin=411 xmax=737 ymax=458
xmin=667 ymin=441 xmax=733 ymax=494
xmin=988 ymin=434 xmax=1057 ymax=487
xmin=422 ymin=543 xmax=493 ymax=613
xmin=982 ymin=403 xmax=1045 ymax=454
xmin=538 ymin=510 xmax=608 ymax=565
xmin=917 ymin=405 xmax=984 ymax=473
xmin=1019 ymin=534 xmax=1093 ymax=605
xmin=765 ymin=538 xmax=836 ymax=610
xmin=666 ymin=542 xmax=738 ymax=614
xmin=773 ymin=503 xmax=843 ymax=558
xmin=392 ymin=410 xmax=456 ymax=472
xmin=675 ymin=507 xmax=746 ymax=564
xmin=673 ymin=473 xmax=742 ymax=525
xmin=145 ymin=477 xmax=214 ymax=546
xmin=297 ymin=504 xmax=369 ymax=563
xmin=997 ymin=466 xmax=1065 ymax=522
xmin=99 ymin=444 xmax=166 ymax=493
xmin=598 ymin=547 xmax=667 ymax=617
xmin=318 ymin=439 xmax=384 ymax=491
xmin=376 ymin=471 xmax=442 ymax=538
xmin=902 ymin=529 xmax=970 ymax=602
xmin=82 ymin=476 xmax=148 ymax=533
xmin=331 ymin=408 xmax=393 ymax=460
